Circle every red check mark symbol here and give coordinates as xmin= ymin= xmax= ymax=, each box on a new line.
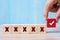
xmin=49 ymin=21 xmax=54 ymax=25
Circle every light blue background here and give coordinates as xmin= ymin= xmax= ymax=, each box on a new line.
xmin=0 ymin=0 xmax=60 ymax=24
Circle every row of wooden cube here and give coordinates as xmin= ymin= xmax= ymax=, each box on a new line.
xmin=2 ymin=24 xmax=46 ymax=34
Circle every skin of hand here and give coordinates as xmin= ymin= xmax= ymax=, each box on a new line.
xmin=56 ymin=9 xmax=60 ymax=22
xmin=44 ymin=0 xmax=60 ymax=22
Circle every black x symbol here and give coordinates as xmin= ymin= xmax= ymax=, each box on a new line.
xmin=31 ymin=27 xmax=35 ymax=32
xmin=5 ymin=27 xmax=9 ymax=32
xmin=23 ymin=27 xmax=27 ymax=32
xmin=40 ymin=27 xmax=44 ymax=32
xmin=14 ymin=27 xmax=18 ymax=32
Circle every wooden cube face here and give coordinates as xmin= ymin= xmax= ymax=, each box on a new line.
xmin=37 ymin=24 xmax=46 ymax=36
xmin=20 ymin=24 xmax=30 ymax=34
xmin=29 ymin=24 xmax=38 ymax=34
xmin=11 ymin=24 xmax=20 ymax=34
xmin=2 ymin=24 xmax=11 ymax=34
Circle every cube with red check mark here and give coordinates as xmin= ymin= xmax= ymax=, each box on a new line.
xmin=47 ymin=18 xmax=56 ymax=28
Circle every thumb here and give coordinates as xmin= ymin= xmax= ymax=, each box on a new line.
xmin=56 ymin=9 xmax=60 ymax=22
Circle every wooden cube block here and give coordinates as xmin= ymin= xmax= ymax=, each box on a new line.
xmin=37 ymin=24 xmax=46 ymax=36
xmin=11 ymin=24 xmax=20 ymax=34
xmin=20 ymin=24 xmax=30 ymax=34
xmin=2 ymin=24 xmax=12 ymax=34
xmin=29 ymin=24 xmax=38 ymax=34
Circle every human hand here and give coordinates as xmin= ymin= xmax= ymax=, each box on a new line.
xmin=44 ymin=0 xmax=60 ymax=22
